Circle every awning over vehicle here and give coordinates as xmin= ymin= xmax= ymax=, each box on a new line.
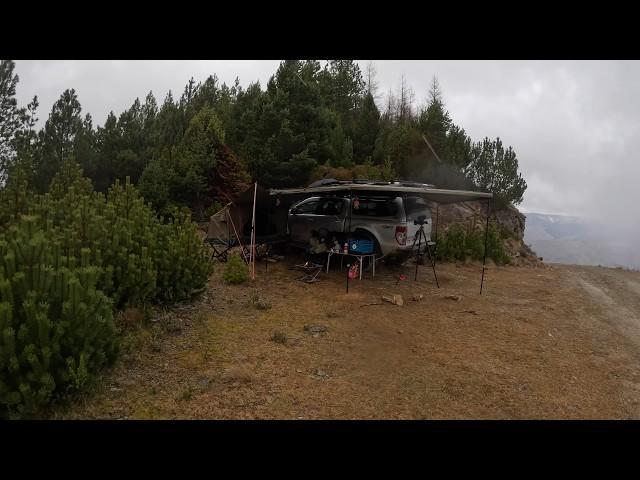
xmin=269 ymin=183 xmax=492 ymax=204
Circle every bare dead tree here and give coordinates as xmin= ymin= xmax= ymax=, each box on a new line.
xmin=365 ymin=61 xmax=380 ymax=99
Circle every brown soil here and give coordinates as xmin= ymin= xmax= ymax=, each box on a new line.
xmin=53 ymin=258 xmax=640 ymax=419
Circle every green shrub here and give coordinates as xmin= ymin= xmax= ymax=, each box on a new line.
xmin=155 ymin=208 xmax=213 ymax=302
xmin=485 ymin=223 xmax=509 ymax=265
xmin=435 ymin=221 xmax=509 ymax=264
xmin=0 ymin=162 xmax=214 ymax=417
xmin=222 ymin=254 xmax=249 ymax=284
xmin=14 ymin=165 xmax=214 ymax=308
xmin=436 ymin=225 xmax=466 ymax=262
xmin=248 ymin=291 xmax=271 ymax=310
xmin=464 ymin=228 xmax=485 ymax=260
xmin=0 ymin=216 xmax=118 ymax=418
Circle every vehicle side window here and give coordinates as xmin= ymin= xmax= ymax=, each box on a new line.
xmin=295 ymin=200 xmax=319 ymax=214
xmin=318 ymin=198 xmax=344 ymax=215
xmin=352 ymin=198 xmax=399 ymax=217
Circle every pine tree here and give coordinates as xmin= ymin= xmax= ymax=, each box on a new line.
xmin=155 ymin=91 xmax=183 ymax=158
xmin=0 ymin=60 xmax=22 ymax=184
xmin=93 ymin=111 xmax=119 ymax=192
xmin=352 ymin=92 xmax=380 ymax=163
xmin=318 ymin=60 xmax=366 ymax=141
xmin=138 ymin=156 xmax=173 ymax=212
xmin=74 ymin=113 xmax=99 ymax=181
xmin=35 ymin=89 xmax=84 ymax=192
xmin=0 ymin=60 xmax=38 ymax=186
xmin=417 ymin=76 xmax=451 ymax=155
xmin=226 ymin=81 xmax=265 ymax=167
xmin=464 ymin=137 xmax=527 ymax=206
xmin=251 ymin=60 xmax=334 ymax=187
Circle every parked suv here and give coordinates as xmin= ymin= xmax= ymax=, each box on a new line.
xmin=287 ymin=195 xmax=432 ymax=258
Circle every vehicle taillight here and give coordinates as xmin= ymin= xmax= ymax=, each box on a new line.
xmin=395 ymin=226 xmax=407 ymax=245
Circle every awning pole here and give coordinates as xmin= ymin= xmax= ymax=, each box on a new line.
xmin=250 ymin=181 xmax=257 ymax=280
xmin=226 ymin=207 xmax=231 ymax=247
xmin=480 ymin=197 xmax=492 ymax=295
xmin=348 ymin=189 xmax=353 ymax=237
xmin=227 ymin=206 xmax=249 ymax=265
xmin=434 ymin=203 xmax=439 ymax=247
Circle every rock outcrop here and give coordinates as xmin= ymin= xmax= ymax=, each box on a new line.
xmin=428 ymin=200 xmax=540 ymax=266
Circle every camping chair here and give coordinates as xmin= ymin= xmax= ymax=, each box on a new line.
xmin=294 ymin=261 xmax=323 ymax=283
xmin=204 ymin=237 xmax=238 ymax=263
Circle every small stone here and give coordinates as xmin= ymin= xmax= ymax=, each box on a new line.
xmin=412 ymin=293 xmax=424 ymax=302
xmin=382 ymin=294 xmax=404 ymax=306
xmin=444 ymin=294 xmax=462 ymax=301
xmin=296 ymin=368 xmax=302 ymax=373
xmin=311 ymin=368 xmax=330 ymax=380
xmin=304 ymin=324 xmax=328 ymax=334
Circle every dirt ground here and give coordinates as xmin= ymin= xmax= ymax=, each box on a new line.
xmin=52 ymin=256 xmax=640 ymax=419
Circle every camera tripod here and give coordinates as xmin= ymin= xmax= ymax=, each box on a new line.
xmin=411 ymin=222 xmax=440 ymax=288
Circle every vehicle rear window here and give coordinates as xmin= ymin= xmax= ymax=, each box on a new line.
xmin=403 ymin=197 xmax=431 ymax=220
xmin=352 ymin=197 xmax=399 ymax=218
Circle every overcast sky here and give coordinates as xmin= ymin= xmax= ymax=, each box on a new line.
xmin=12 ymin=60 xmax=640 ymax=224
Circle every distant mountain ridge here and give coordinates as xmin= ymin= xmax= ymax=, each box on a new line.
xmin=523 ymin=212 xmax=640 ymax=270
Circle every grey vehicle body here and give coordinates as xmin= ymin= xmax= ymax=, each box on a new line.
xmin=287 ymin=195 xmax=433 ymax=257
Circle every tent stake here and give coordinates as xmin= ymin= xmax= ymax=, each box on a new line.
xmin=480 ymin=197 xmax=492 ymax=295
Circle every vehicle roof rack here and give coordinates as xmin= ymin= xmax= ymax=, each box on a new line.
xmin=308 ymin=178 xmax=341 ymax=188
xmin=307 ymin=178 xmax=435 ymax=189
xmin=391 ymin=180 xmax=435 ymax=188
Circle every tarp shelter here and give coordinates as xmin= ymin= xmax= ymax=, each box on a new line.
xmin=208 ymin=182 xmax=494 ymax=244
xmin=207 ymin=180 xmax=494 ymax=293
xmin=206 ymin=185 xmax=290 ymax=245
xmin=269 ymin=183 xmax=493 ymax=204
